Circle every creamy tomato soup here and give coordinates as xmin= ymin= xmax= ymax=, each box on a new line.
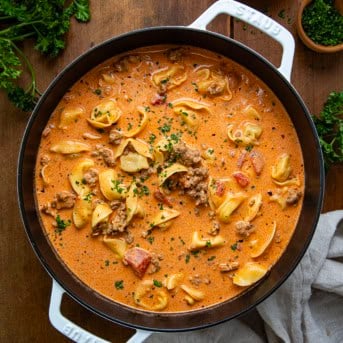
xmin=35 ymin=45 xmax=304 ymax=312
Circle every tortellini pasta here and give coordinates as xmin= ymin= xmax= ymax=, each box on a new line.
xmin=122 ymin=107 xmax=149 ymax=138
xmin=227 ymin=122 xmax=262 ymax=146
xmin=91 ymin=203 xmax=112 ymax=228
xmin=40 ymin=165 xmax=49 ymax=186
xmin=114 ymin=138 xmax=153 ymax=160
xmin=50 ymin=140 xmax=91 ymax=154
xmin=134 ymin=280 xmax=169 ymax=310
xmin=152 ymin=65 xmax=187 ymax=91
xmin=249 ymin=221 xmax=276 ymax=258
xmin=232 ymin=262 xmax=268 ymax=287
xmin=189 ymin=231 xmax=225 ymax=251
xmin=126 ymin=183 xmax=145 ymax=224
xmin=158 ymin=163 xmax=188 ymax=186
xmin=244 ymin=194 xmax=262 ymax=222
xmin=172 ymin=98 xmax=211 ymax=129
xmin=87 ymin=99 xmax=122 ymax=129
xmin=216 ymin=192 xmax=247 ymax=223
xmin=73 ymin=198 xmax=92 ymax=229
xmin=242 ymin=105 xmax=261 ymax=120
xmin=99 ymin=169 xmax=127 ymax=200
xmin=208 ymin=177 xmax=236 ymax=210
xmin=69 ymin=158 xmax=95 ymax=196
xmin=120 ymin=152 xmax=149 ymax=173
xmin=164 ymin=273 xmax=184 ymax=290
xmin=149 ymin=209 xmax=180 ymax=230
xmin=180 ymin=284 xmax=205 ymax=301
xmin=103 ymin=236 xmax=127 ymax=259
xmin=59 ymin=106 xmax=85 ymax=129
xmin=271 ymin=153 xmax=291 ymax=182
xmin=195 ymin=68 xmax=232 ymax=100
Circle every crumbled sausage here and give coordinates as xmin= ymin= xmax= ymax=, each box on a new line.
xmin=207 ymin=81 xmax=224 ymax=95
xmin=93 ymin=144 xmax=115 ymax=167
xmin=51 ymin=191 xmax=76 ymax=210
xmin=189 ymin=274 xmax=202 ymax=286
xmin=109 ymin=202 xmax=127 ymax=233
xmin=82 ymin=132 xmax=102 ymax=140
xmin=109 ymin=200 xmax=122 ymax=210
xmin=123 ymin=247 xmax=152 ymax=278
xmin=83 ymin=168 xmax=98 ymax=187
xmin=172 ymin=141 xmax=202 ymax=167
xmin=209 ymin=221 xmax=220 ymax=235
xmin=219 ymin=261 xmax=240 ymax=272
xmin=235 ymin=220 xmax=255 ymax=237
xmin=286 ymin=188 xmax=302 ymax=206
xmin=178 ymin=167 xmax=209 ymax=206
xmin=41 ymin=203 xmax=56 ymax=217
xmin=125 ymin=231 xmax=134 ymax=244
xmin=147 ymin=253 xmax=164 ymax=274
xmin=109 ymin=129 xmax=123 ymax=145
xmin=227 ymin=71 xmax=242 ymax=91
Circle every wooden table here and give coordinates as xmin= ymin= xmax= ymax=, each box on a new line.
xmin=1 ymin=1 xmax=342 ymax=342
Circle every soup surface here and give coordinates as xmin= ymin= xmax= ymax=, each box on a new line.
xmin=35 ymin=45 xmax=304 ymax=313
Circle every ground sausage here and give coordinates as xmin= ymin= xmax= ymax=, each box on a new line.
xmin=51 ymin=191 xmax=76 ymax=210
xmin=93 ymin=144 xmax=116 ymax=167
xmin=235 ymin=220 xmax=255 ymax=237
xmin=123 ymin=247 xmax=152 ymax=278
xmin=83 ymin=168 xmax=98 ymax=187
xmin=286 ymin=188 xmax=302 ymax=206
xmin=172 ymin=141 xmax=202 ymax=167
xmin=109 ymin=129 xmax=123 ymax=145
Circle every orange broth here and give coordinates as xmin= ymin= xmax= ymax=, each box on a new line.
xmin=35 ymin=45 xmax=304 ymax=312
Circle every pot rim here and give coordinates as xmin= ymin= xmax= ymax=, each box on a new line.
xmin=17 ymin=25 xmax=325 ymax=332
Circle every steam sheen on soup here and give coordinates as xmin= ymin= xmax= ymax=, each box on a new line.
xmin=35 ymin=45 xmax=304 ymax=312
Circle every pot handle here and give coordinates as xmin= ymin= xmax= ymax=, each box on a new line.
xmin=189 ymin=0 xmax=295 ymax=81
xmin=49 ymin=280 xmax=152 ymax=343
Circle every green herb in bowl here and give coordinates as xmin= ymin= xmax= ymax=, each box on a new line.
xmin=302 ymin=0 xmax=343 ymax=46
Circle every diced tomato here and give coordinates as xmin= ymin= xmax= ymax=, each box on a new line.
xmin=215 ymin=181 xmax=226 ymax=197
xmin=233 ymin=172 xmax=250 ymax=188
xmin=123 ymin=247 xmax=151 ymax=278
xmin=151 ymin=93 xmax=166 ymax=105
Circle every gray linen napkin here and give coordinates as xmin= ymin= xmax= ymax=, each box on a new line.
xmin=147 ymin=210 xmax=343 ymax=343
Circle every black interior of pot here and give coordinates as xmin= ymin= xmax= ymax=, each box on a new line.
xmin=17 ymin=27 xmax=324 ymax=331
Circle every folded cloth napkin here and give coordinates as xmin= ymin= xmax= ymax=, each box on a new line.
xmin=147 ymin=210 xmax=343 ymax=343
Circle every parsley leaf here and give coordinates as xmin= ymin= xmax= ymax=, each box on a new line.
xmin=312 ymin=91 xmax=343 ymax=169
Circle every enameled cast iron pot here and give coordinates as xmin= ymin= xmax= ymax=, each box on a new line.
xmin=17 ymin=1 xmax=324 ymax=342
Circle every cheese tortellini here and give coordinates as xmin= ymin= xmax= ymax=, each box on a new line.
xmin=50 ymin=140 xmax=91 ymax=154
xmin=227 ymin=122 xmax=262 ymax=146
xmin=99 ymin=169 xmax=127 ymax=200
xmin=87 ymin=99 xmax=122 ymax=129
xmin=69 ymin=158 xmax=95 ymax=196
xmin=134 ymin=280 xmax=169 ymax=310
xmin=152 ymin=65 xmax=187 ymax=91
xmin=216 ymin=192 xmax=247 ymax=223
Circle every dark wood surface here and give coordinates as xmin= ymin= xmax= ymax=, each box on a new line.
xmin=1 ymin=1 xmax=342 ymax=342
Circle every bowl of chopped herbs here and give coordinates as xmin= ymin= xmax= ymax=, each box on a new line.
xmin=297 ymin=0 xmax=343 ymax=53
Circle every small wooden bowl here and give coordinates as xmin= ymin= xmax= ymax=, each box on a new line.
xmin=297 ymin=0 xmax=343 ymax=53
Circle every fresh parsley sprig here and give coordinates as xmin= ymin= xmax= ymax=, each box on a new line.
xmin=312 ymin=91 xmax=343 ymax=169
xmin=0 ymin=0 xmax=91 ymax=111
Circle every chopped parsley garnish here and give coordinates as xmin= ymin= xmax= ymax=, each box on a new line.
xmin=205 ymin=240 xmax=212 ymax=247
xmin=133 ymin=185 xmax=150 ymax=197
xmin=115 ymin=280 xmax=124 ymax=290
xmin=83 ymin=192 xmax=93 ymax=202
xmin=111 ymin=179 xmax=125 ymax=194
xmin=148 ymin=133 xmax=157 ymax=144
xmin=153 ymin=279 xmax=162 ymax=287
xmin=104 ymin=260 xmax=110 ymax=266
xmin=144 ymin=106 xmax=151 ymax=112
xmin=231 ymin=242 xmax=238 ymax=251
xmin=185 ymin=254 xmax=190 ymax=263
xmin=160 ymin=77 xmax=169 ymax=84
xmin=168 ymin=102 xmax=173 ymax=108
xmin=158 ymin=123 xmax=171 ymax=134
xmin=245 ymin=144 xmax=253 ymax=152
xmin=127 ymin=122 xmax=133 ymax=131
xmin=208 ymin=256 xmax=216 ymax=261
xmin=55 ymin=215 xmax=71 ymax=234
xmin=147 ymin=236 xmax=155 ymax=244
xmin=94 ymin=88 xmax=102 ymax=95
